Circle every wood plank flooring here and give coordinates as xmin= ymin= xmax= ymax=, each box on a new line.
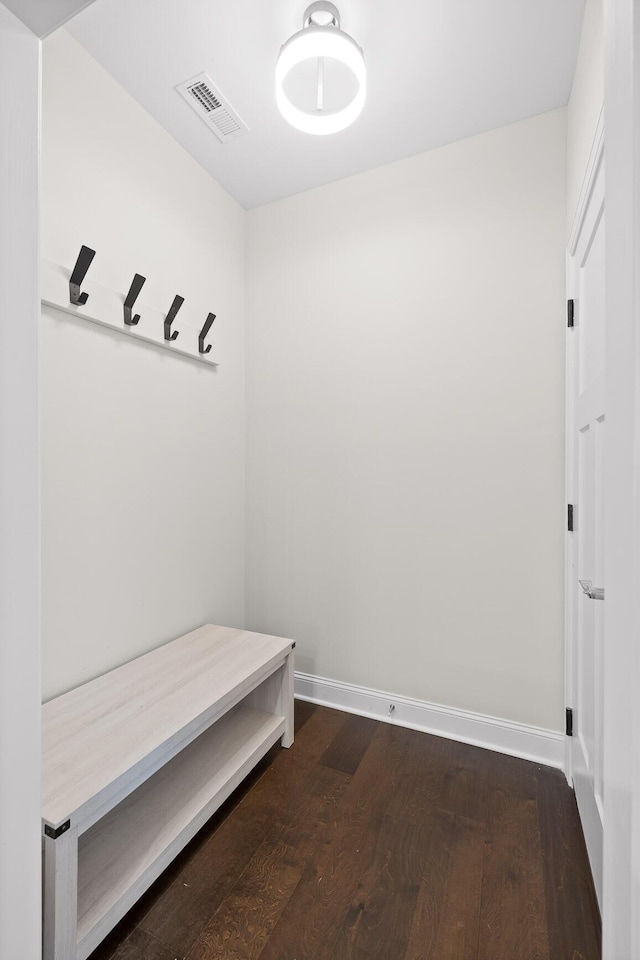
xmin=88 ymin=702 xmax=601 ymax=960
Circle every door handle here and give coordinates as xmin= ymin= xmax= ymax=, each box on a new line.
xmin=579 ymin=579 xmax=605 ymax=600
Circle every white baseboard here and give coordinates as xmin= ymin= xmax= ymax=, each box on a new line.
xmin=294 ymin=672 xmax=565 ymax=770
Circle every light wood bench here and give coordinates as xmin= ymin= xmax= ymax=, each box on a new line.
xmin=42 ymin=623 xmax=295 ymax=960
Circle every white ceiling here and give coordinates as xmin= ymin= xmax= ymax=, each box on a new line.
xmin=65 ymin=0 xmax=585 ymax=209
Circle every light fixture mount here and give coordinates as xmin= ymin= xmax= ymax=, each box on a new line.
xmin=276 ymin=3 xmax=366 ymax=136
xmin=304 ymin=1 xmax=340 ymax=28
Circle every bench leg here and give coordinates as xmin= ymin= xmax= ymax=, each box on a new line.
xmin=280 ymin=651 xmax=294 ymax=748
xmin=43 ymin=825 xmax=78 ymax=960
xmin=245 ymin=652 xmax=295 ymax=748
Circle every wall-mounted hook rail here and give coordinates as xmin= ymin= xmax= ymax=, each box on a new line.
xmin=69 ymin=245 xmax=96 ymax=305
xmin=42 ymin=259 xmax=219 ymax=366
xmin=199 ymin=313 xmax=216 ymax=354
xmin=164 ymin=295 xmax=184 ymax=341
xmin=124 ymin=274 xmax=146 ymax=326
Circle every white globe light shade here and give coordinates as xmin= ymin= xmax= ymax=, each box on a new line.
xmin=276 ymin=24 xmax=366 ymax=135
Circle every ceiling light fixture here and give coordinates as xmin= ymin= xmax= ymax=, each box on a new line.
xmin=276 ymin=2 xmax=366 ymax=135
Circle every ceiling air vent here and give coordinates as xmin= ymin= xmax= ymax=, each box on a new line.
xmin=177 ymin=72 xmax=249 ymax=143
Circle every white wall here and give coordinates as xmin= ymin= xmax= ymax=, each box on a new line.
xmin=246 ymin=109 xmax=567 ymax=732
xmin=0 ymin=5 xmax=41 ymax=957
xmin=567 ymin=0 xmax=604 ymax=224
xmin=41 ymin=30 xmax=246 ymax=700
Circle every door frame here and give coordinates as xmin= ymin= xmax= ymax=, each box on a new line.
xmin=0 ymin=3 xmax=41 ymax=957
xmin=0 ymin=5 xmax=101 ymax=955
xmin=602 ymin=1 xmax=640 ymax=956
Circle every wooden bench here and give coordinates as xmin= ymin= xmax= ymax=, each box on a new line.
xmin=42 ymin=623 xmax=295 ymax=960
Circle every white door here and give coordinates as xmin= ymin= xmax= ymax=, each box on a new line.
xmin=566 ymin=130 xmax=605 ymax=909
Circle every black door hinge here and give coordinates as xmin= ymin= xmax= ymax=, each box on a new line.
xmin=568 ymin=504 xmax=574 ymax=532
xmin=567 ymin=299 xmax=575 ymax=328
xmin=566 ymin=707 xmax=573 ymax=737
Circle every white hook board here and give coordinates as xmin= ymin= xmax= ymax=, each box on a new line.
xmin=41 ymin=260 xmax=220 ymax=367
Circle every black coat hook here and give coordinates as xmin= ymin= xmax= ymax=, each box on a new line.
xmin=164 ymin=295 xmax=184 ymax=341
xmin=124 ymin=274 xmax=146 ymax=326
xmin=69 ymin=245 xmax=96 ymax=305
xmin=199 ymin=313 xmax=216 ymax=354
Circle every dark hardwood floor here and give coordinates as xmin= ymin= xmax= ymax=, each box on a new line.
xmin=88 ymin=701 xmax=601 ymax=960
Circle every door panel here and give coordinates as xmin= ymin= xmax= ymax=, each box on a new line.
xmin=567 ymin=151 xmax=605 ymax=908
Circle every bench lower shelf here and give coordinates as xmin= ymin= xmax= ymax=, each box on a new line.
xmin=76 ymin=705 xmax=285 ymax=960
